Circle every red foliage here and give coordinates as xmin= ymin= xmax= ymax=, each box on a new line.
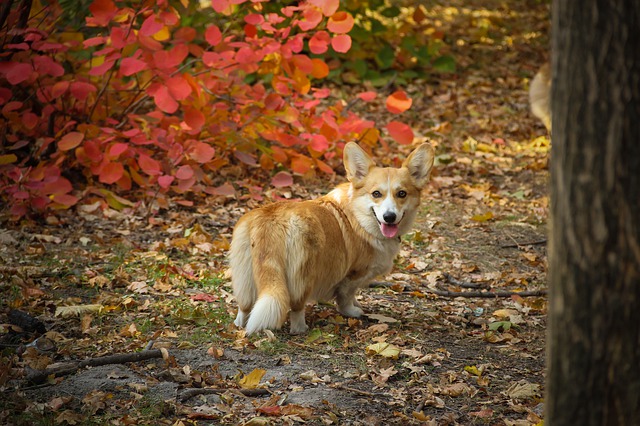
xmin=0 ymin=0 xmax=416 ymax=219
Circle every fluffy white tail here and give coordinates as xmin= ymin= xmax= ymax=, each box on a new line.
xmin=245 ymin=294 xmax=286 ymax=335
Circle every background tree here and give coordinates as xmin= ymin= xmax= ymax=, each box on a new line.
xmin=547 ymin=0 xmax=640 ymax=424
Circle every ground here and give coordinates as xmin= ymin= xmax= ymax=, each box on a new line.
xmin=1 ymin=0 xmax=550 ymax=424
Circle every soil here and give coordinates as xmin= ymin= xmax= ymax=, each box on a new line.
xmin=0 ymin=0 xmax=550 ymax=424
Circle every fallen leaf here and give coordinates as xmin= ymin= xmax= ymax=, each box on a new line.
xmin=366 ymin=342 xmax=401 ymax=359
xmin=55 ymin=304 xmax=103 ymax=318
xmin=366 ymin=313 xmax=399 ymax=323
xmin=238 ymin=368 xmax=266 ymax=389
xmin=505 ymin=380 xmax=541 ymax=400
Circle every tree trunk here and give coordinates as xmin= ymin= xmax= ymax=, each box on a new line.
xmin=547 ymin=0 xmax=640 ymax=424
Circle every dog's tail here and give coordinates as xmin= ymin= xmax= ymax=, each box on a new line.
xmin=244 ymin=223 xmax=290 ymax=335
xmin=529 ymin=62 xmax=552 ymax=132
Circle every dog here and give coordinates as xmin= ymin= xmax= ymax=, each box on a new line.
xmin=529 ymin=62 xmax=551 ymax=132
xmin=229 ymin=142 xmax=434 ymax=335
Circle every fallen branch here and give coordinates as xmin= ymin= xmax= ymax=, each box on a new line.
xmin=443 ymin=273 xmax=486 ymax=289
xmin=370 ymin=279 xmax=546 ymax=298
xmin=501 ymin=239 xmax=547 ymax=248
xmin=179 ymin=387 xmax=270 ymax=402
xmin=26 ymin=349 xmax=165 ymax=384
xmin=424 ymin=288 xmax=547 ymax=298
xmin=331 ymin=383 xmax=386 ymax=399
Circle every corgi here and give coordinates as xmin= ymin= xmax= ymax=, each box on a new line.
xmin=530 ymin=62 xmax=552 ymax=132
xmin=229 ymin=142 xmax=434 ymax=335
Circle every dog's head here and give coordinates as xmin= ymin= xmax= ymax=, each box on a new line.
xmin=344 ymin=142 xmax=434 ymax=240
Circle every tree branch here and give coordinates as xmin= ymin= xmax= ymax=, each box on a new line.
xmin=179 ymin=387 xmax=270 ymax=402
xmin=25 ymin=349 xmax=166 ymax=384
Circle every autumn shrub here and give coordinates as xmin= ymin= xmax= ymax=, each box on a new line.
xmin=0 ymin=0 xmax=418 ymax=219
xmin=339 ymin=0 xmax=455 ymax=84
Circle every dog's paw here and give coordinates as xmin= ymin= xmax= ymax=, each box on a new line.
xmin=290 ymin=323 xmax=309 ymax=334
xmin=234 ymin=311 xmax=247 ymax=328
xmin=338 ymin=304 xmax=364 ymax=318
xmin=289 ymin=310 xmax=308 ymax=334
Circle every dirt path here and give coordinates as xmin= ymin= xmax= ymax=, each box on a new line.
xmin=1 ymin=1 xmax=550 ymax=425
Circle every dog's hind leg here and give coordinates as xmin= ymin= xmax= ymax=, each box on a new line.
xmin=335 ymin=281 xmax=365 ymax=318
xmin=229 ymin=220 xmax=256 ymax=328
xmin=243 ymin=223 xmax=291 ymax=335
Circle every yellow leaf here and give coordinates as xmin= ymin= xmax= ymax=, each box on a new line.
xmin=238 ymin=368 xmax=266 ymax=389
xmin=366 ymin=342 xmax=401 ymax=359
xmin=358 ymin=127 xmax=380 ymax=148
xmin=493 ymin=309 xmax=515 ymax=319
xmin=54 ymin=304 xmax=103 ymax=318
xmin=464 ymin=365 xmax=481 ymax=376
xmin=0 ymin=154 xmax=17 ymax=165
xmin=153 ymin=26 xmax=171 ymax=41
xmin=471 ymin=211 xmax=493 ymax=222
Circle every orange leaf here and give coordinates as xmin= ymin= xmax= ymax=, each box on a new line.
xmin=70 ymin=82 xmax=96 ymax=101
xmin=138 ymin=153 xmax=161 ymax=175
xmin=386 ymin=90 xmax=412 ymax=114
xmin=386 ymin=121 xmax=414 ymax=145
xmin=151 ymin=86 xmax=178 ymax=113
xmin=331 ymin=34 xmax=351 ymax=53
xmin=58 ymin=132 xmax=85 ymax=151
xmin=99 ymin=162 xmax=124 ymax=184
xmin=310 ymin=59 xmax=329 ymax=79
xmin=184 ymin=108 xmax=205 ymax=132
xmin=357 ymin=91 xmax=377 ymax=102
xmin=140 ymin=14 xmax=163 ymax=37
xmin=291 ymin=155 xmax=313 ymax=174
xmin=120 ymin=57 xmax=147 ymax=76
xmin=327 ymin=12 xmax=354 ymax=34
xmin=51 ymin=81 xmax=70 ymax=98
xmin=88 ymin=0 xmax=117 ymax=26
xmin=299 ymin=7 xmax=323 ymax=31
xmin=205 ymin=25 xmax=222 ymax=46
xmin=309 ymin=31 xmax=330 ymax=54
xmin=315 ymin=158 xmax=334 ymax=175
xmin=189 ymin=142 xmax=215 ymax=163
xmin=176 ymin=165 xmax=194 ymax=180
xmin=310 ymin=0 xmax=339 ymax=16
xmin=158 ymin=175 xmax=174 ymax=189
xmin=166 ymin=75 xmax=191 ymax=100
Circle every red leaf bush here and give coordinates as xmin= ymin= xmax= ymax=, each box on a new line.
xmin=0 ymin=0 xmax=416 ymax=219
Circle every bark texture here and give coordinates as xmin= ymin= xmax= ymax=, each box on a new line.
xmin=547 ymin=0 xmax=640 ymax=424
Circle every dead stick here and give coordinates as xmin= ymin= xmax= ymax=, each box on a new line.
xmin=26 ymin=349 xmax=165 ymax=384
xmin=501 ymin=239 xmax=547 ymax=248
xmin=443 ymin=273 xmax=484 ymax=289
xmin=424 ymin=288 xmax=547 ymax=298
xmin=179 ymin=387 xmax=270 ymax=402
xmin=331 ymin=383 xmax=385 ymax=398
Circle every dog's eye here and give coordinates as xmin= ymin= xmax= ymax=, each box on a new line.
xmin=397 ymin=190 xmax=407 ymax=198
xmin=371 ymin=190 xmax=382 ymax=198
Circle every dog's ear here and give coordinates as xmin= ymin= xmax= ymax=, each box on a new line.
xmin=403 ymin=143 xmax=435 ymax=189
xmin=343 ymin=142 xmax=374 ymax=184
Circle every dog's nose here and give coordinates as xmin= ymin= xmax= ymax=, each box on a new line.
xmin=383 ymin=212 xmax=396 ymax=224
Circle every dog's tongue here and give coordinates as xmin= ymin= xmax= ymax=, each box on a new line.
xmin=380 ymin=223 xmax=399 ymax=238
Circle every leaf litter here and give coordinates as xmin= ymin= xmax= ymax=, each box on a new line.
xmin=0 ymin=0 xmax=549 ymax=424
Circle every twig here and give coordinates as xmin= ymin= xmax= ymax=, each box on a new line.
xmin=331 ymin=383 xmax=386 ymax=398
xmin=179 ymin=387 xmax=270 ymax=402
xmin=500 ymin=239 xmax=547 ymax=249
xmin=424 ymin=288 xmax=547 ymax=298
xmin=25 ymin=349 xmax=165 ymax=384
xmin=443 ymin=273 xmax=485 ymax=289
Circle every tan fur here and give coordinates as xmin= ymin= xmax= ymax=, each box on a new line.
xmin=229 ymin=142 xmax=435 ymax=334
xmin=530 ymin=62 xmax=552 ymax=132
